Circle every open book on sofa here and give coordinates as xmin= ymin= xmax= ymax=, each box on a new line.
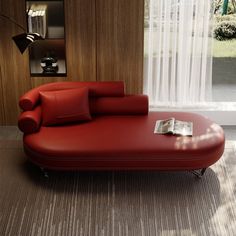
xmin=154 ymin=118 xmax=193 ymax=136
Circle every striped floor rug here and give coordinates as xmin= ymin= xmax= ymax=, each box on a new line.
xmin=0 ymin=140 xmax=235 ymax=236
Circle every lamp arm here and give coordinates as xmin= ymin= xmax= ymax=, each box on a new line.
xmin=0 ymin=14 xmax=26 ymax=32
xmin=1 ymin=13 xmax=43 ymax=54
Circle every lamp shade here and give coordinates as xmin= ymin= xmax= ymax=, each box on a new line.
xmin=12 ymin=33 xmax=43 ymax=54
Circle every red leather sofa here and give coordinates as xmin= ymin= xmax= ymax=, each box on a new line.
xmin=18 ymin=81 xmax=225 ymax=173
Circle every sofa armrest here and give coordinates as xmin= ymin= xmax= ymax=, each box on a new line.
xmin=18 ymin=106 xmax=42 ymax=134
xmin=19 ymin=88 xmax=40 ymax=111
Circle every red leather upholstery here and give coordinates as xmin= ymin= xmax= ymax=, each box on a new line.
xmin=18 ymin=106 xmax=42 ymax=134
xmin=18 ymin=81 xmax=225 ymax=171
xmin=23 ymin=112 xmax=225 ymax=170
xmin=89 ymin=95 xmax=149 ymax=115
xmin=40 ymin=87 xmax=91 ymax=126
xmin=19 ymin=81 xmax=125 ymax=111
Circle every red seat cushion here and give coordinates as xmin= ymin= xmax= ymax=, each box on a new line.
xmin=40 ymin=87 xmax=91 ymax=126
xmin=23 ymin=112 xmax=225 ymax=170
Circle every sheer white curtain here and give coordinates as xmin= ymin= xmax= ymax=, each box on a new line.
xmin=144 ymin=0 xmax=213 ymax=107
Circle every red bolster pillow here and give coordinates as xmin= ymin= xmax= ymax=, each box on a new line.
xmin=18 ymin=106 xmax=42 ymax=134
xmin=19 ymin=81 xmax=125 ymax=111
xmin=89 ymin=95 xmax=149 ymax=115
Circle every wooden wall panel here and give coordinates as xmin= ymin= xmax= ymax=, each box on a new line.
xmin=96 ymin=0 xmax=144 ymax=94
xmin=0 ymin=0 xmax=144 ymax=124
xmin=30 ymin=77 xmax=68 ymax=88
xmin=30 ymin=0 xmax=97 ymax=88
xmin=0 ymin=0 xmax=31 ymax=125
xmin=65 ymin=0 xmax=96 ymax=82
xmin=0 ymin=62 xmax=5 ymax=124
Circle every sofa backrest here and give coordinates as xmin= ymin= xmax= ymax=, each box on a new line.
xmin=18 ymin=81 xmax=149 ymax=133
xmin=19 ymin=81 xmax=125 ymax=111
xmin=89 ymin=95 xmax=148 ymax=115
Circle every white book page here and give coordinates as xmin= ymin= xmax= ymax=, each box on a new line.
xmin=154 ymin=118 xmax=175 ymax=134
xmin=173 ymin=120 xmax=193 ymax=136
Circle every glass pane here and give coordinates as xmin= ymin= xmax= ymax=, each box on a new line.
xmin=212 ymin=0 xmax=236 ymax=102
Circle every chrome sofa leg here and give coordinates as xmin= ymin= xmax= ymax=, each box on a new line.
xmin=40 ymin=167 xmax=49 ymax=178
xmin=190 ymin=168 xmax=207 ymax=178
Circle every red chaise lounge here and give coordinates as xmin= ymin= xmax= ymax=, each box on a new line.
xmin=18 ymin=81 xmax=225 ymax=176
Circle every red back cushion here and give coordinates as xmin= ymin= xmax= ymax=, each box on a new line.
xmin=40 ymin=87 xmax=91 ymax=126
xmin=19 ymin=81 xmax=125 ymax=111
xmin=89 ymin=95 xmax=149 ymax=115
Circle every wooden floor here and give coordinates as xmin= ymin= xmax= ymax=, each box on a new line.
xmin=0 ymin=126 xmax=22 ymax=140
xmin=222 ymin=126 xmax=236 ymax=140
xmin=0 ymin=126 xmax=236 ymax=235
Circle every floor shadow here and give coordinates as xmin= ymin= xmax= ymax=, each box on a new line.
xmin=22 ymin=160 xmax=221 ymax=233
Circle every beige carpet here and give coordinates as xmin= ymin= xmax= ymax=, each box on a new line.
xmin=0 ymin=140 xmax=235 ymax=236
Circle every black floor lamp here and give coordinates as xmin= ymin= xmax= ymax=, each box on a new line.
xmin=0 ymin=13 xmax=43 ymax=53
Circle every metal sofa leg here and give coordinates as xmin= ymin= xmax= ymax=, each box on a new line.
xmin=190 ymin=168 xmax=207 ymax=178
xmin=40 ymin=167 xmax=49 ymax=178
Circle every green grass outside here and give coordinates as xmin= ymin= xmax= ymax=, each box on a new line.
xmin=213 ymin=39 xmax=236 ymax=57
xmin=144 ymin=29 xmax=236 ymax=58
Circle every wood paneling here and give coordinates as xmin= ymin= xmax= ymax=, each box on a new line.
xmin=0 ymin=0 xmax=144 ymax=125
xmin=30 ymin=0 xmax=97 ymax=88
xmin=96 ymin=0 xmax=144 ymax=94
xmin=0 ymin=62 xmax=5 ymax=124
xmin=30 ymin=77 xmax=68 ymax=88
xmin=0 ymin=0 xmax=31 ymax=125
xmin=65 ymin=0 xmax=96 ymax=82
